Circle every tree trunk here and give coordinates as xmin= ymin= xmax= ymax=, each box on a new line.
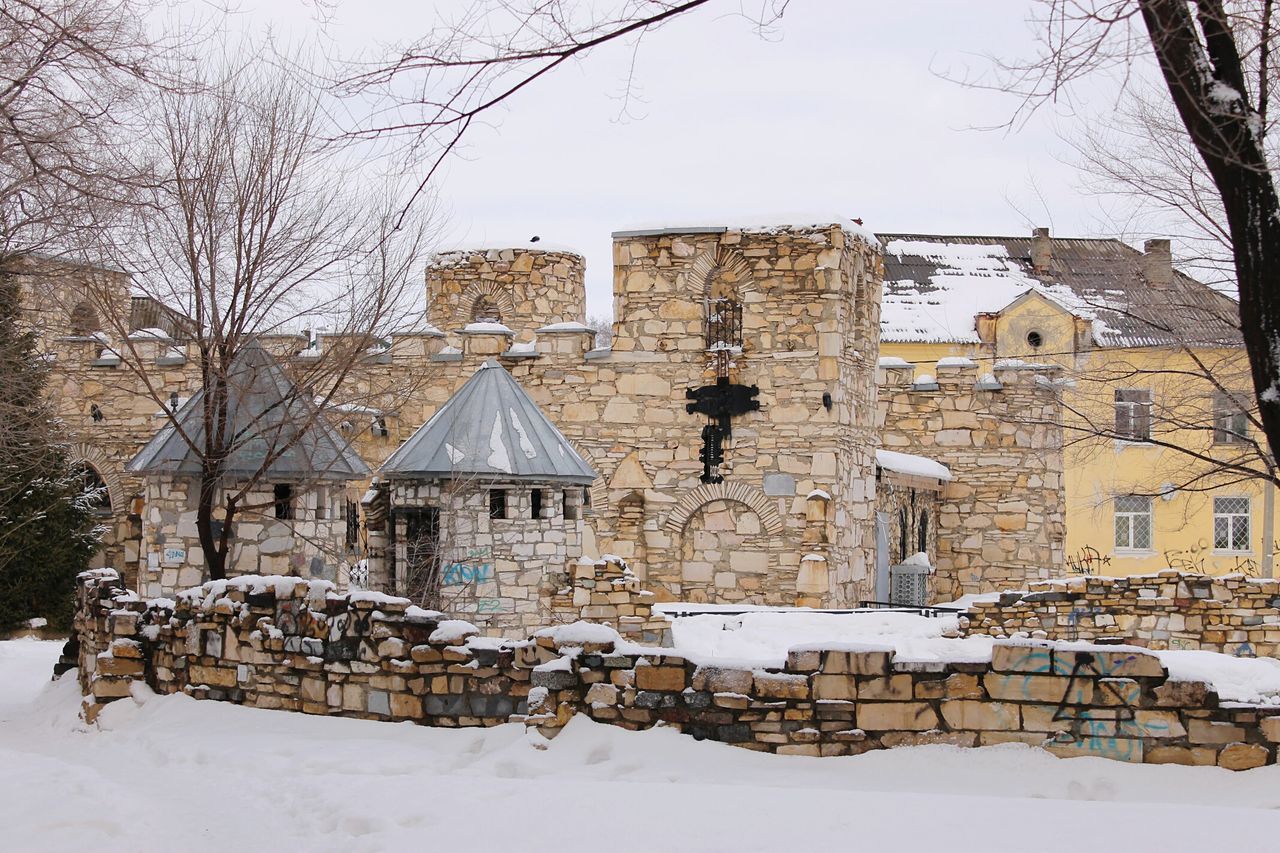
xmin=1140 ymin=0 xmax=1280 ymax=465
xmin=195 ymin=467 xmax=226 ymax=581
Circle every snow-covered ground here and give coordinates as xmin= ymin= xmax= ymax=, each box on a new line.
xmin=668 ymin=610 xmax=1280 ymax=704
xmin=2 ymin=640 xmax=1280 ymax=851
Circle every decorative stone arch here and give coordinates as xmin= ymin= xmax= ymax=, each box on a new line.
xmin=564 ymin=438 xmax=608 ymax=513
xmin=453 ymin=281 xmax=517 ymax=328
xmin=664 ymin=482 xmax=784 ymax=536
xmin=688 ymin=247 xmax=758 ymax=300
xmin=67 ymin=442 xmax=125 ymax=512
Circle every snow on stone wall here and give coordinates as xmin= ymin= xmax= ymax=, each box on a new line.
xmin=69 ymin=569 xmax=1280 ymax=770
xmin=963 ymin=572 xmax=1280 ymax=658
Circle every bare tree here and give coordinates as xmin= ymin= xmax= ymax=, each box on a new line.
xmin=977 ymin=1 xmax=1280 ymax=467
xmin=88 ymin=51 xmax=434 ymax=581
xmin=0 ymin=0 xmax=172 ymax=270
xmin=586 ymin=312 xmax=614 ymax=349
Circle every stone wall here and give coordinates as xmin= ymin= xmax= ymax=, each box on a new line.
xmin=425 ymin=248 xmax=587 ymax=340
xmin=138 ymin=477 xmax=353 ymax=599
xmin=963 ymin=572 xmax=1280 ymax=658
xmin=878 ymin=359 xmax=1066 ymax=601
xmin=74 ymin=569 xmax=1280 ymax=769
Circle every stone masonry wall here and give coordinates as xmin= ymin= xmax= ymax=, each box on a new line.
xmin=74 ymin=569 xmax=1280 ymax=770
xmin=426 ymin=248 xmax=587 ymax=341
xmin=878 ymin=359 xmax=1065 ymax=601
xmin=963 ymin=572 xmax=1280 ymax=658
xmin=138 ymin=477 xmax=353 ymax=598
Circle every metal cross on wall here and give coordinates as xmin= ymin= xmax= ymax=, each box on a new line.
xmin=685 ymin=376 xmax=760 ymax=484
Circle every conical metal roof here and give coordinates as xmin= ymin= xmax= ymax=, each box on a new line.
xmin=126 ymin=340 xmax=369 ymax=481
xmin=381 ymin=360 xmax=596 ymax=484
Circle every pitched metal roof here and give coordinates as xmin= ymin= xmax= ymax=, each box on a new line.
xmin=126 ymin=340 xmax=369 ymax=481
xmin=380 ymin=359 xmax=596 ymax=484
xmin=878 ymin=234 xmax=1241 ymax=348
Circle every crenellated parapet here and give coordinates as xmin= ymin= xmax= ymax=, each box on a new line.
xmin=878 ymin=357 xmax=1066 ymax=600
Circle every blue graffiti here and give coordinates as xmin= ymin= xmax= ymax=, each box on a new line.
xmin=442 ymin=562 xmax=493 ymax=586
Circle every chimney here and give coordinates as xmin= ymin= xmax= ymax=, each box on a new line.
xmin=1143 ymin=238 xmax=1173 ymax=288
xmin=1031 ymin=227 xmax=1052 ymax=273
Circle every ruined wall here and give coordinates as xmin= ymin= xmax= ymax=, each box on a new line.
xmin=138 ymin=477 xmax=353 ymax=598
xmin=74 ymin=569 xmax=1280 ymax=770
xmin=878 ymin=359 xmax=1065 ymax=601
xmin=963 ymin=572 xmax=1280 ymax=658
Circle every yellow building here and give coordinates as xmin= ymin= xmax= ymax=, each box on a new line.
xmin=877 ymin=229 xmax=1276 ymax=579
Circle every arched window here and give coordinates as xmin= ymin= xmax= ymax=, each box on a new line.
xmin=76 ymin=464 xmax=112 ymax=515
xmin=898 ymin=506 xmax=908 ymax=563
xmin=917 ymin=510 xmax=929 ymax=555
xmin=471 ymin=295 xmax=502 ymax=324
xmin=705 ymin=273 xmax=743 ymax=352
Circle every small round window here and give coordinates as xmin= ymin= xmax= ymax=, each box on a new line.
xmin=1026 ymin=330 xmax=1044 ymax=349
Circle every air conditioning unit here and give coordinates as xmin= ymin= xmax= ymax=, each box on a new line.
xmin=890 ymin=562 xmax=930 ymax=607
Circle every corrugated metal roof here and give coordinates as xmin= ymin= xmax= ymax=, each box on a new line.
xmin=878 ymin=233 xmax=1241 ymax=348
xmin=126 ymin=341 xmax=369 ymax=481
xmin=380 ymin=359 xmax=596 ymax=484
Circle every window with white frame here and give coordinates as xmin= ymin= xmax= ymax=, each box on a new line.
xmin=1114 ymin=495 xmax=1153 ymax=551
xmin=1213 ymin=496 xmax=1251 ymax=552
xmin=1114 ymin=389 xmax=1153 ymax=441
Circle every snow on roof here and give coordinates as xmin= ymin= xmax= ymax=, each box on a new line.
xmin=877 ymin=356 xmax=912 ymax=368
xmin=612 ymin=213 xmax=878 ymax=245
xmin=433 ymin=239 xmax=583 ymax=258
xmin=878 ymin=233 xmax=1241 ymax=348
xmin=879 ymin=239 xmax=1093 ymax=344
xmin=876 ymin=449 xmax=952 ymax=482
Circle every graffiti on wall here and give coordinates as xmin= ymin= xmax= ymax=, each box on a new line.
xmin=439 ymin=546 xmax=505 ymax=614
xmin=1066 ymin=545 xmax=1110 ymax=575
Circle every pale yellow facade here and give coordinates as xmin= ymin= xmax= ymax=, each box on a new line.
xmin=881 ymin=290 xmax=1278 ymax=580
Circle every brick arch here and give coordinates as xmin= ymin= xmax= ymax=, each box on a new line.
xmin=454 ymin=281 xmax=517 ymax=327
xmin=688 ymin=247 xmax=758 ymax=300
xmin=664 ymin=482 xmax=784 ymax=536
xmin=67 ymin=442 xmax=126 ymax=511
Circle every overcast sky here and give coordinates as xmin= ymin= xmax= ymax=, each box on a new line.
xmin=234 ymin=1 xmax=1142 ymax=317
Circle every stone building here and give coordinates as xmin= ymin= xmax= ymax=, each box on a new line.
xmin=34 ymin=218 xmax=1070 ymax=607
xmin=126 ymin=342 xmax=368 ymax=597
xmin=369 ymin=359 xmax=595 ymax=630
xmin=878 ymin=230 xmax=1260 ymax=580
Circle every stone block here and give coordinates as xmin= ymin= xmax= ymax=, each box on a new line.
xmin=753 ymin=672 xmax=809 ymax=700
xmin=1045 ymin=737 xmax=1144 ymax=763
xmin=990 ymin=642 xmax=1054 ymax=674
xmin=823 ymin=650 xmax=891 ymax=676
xmin=859 ymin=675 xmax=913 ymax=701
xmin=857 ymin=702 xmax=940 ymax=731
xmin=189 ymin=664 xmax=237 ymax=688
xmin=635 ymin=665 xmax=686 ymax=692
xmin=692 ymin=666 xmax=754 ymax=694
xmin=390 ymin=693 xmax=423 ymax=719
xmin=1188 ymin=719 xmax=1246 ymax=745
xmin=940 ymin=700 xmax=1020 ymax=731
xmin=1146 ymin=746 xmax=1217 ymax=766
xmin=984 ymin=673 xmax=1091 ymax=705
xmin=1259 ymin=715 xmax=1280 ymax=743
xmin=812 ymin=674 xmax=856 ymax=701
xmin=1218 ymin=742 xmax=1270 ymax=770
